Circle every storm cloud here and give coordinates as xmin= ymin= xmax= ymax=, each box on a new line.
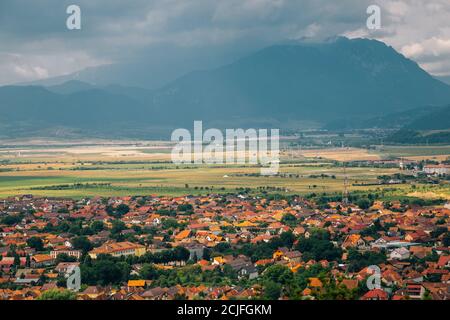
xmin=0 ymin=0 xmax=449 ymax=85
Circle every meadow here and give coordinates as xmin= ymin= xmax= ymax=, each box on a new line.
xmin=0 ymin=141 xmax=449 ymax=199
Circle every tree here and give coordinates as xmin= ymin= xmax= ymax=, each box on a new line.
xmin=90 ymin=220 xmax=105 ymax=233
xmin=346 ymin=248 xmax=386 ymax=272
xmin=173 ymin=246 xmax=190 ymax=261
xmin=139 ymin=264 xmax=159 ymax=280
xmin=80 ymin=255 xmax=130 ymax=286
xmin=71 ymin=236 xmax=93 ymax=253
xmin=295 ymin=230 xmax=342 ymax=262
xmin=161 ymin=218 xmax=180 ymax=230
xmin=431 ymin=227 xmax=447 ymax=239
xmin=356 ymin=198 xmax=372 ymax=210
xmin=1 ymin=215 xmax=22 ymax=226
xmin=263 ymin=264 xmax=293 ymax=285
xmin=111 ymin=220 xmax=126 ymax=235
xmin=106 ymin=204 xmax=130 ymax=218
xmin=202 ymin=248 xmax=212 ymax=261
xmin=214 ymin=242 xmax=231 ymax=253
xmin=27 ymin=236 xmax=44 ymax=251
xmin=443 ymin=232 xmax=450 ymax=247
xmin=13 ymin=254 xmax=21 ymax=267
xmin=116 ymin=204 xmax=130 ymax=216
xmin=177 ymin=204 xmax=193 ymax=212
xmin=281 ymin=213 xmax=297 ymax=226
xmin=264 ymin=281 xmax=282 ymax=300
xmin=37 ymin=289 xmax=76 ymax=300
xmin=55 ymin=253 xmax=77 ymax=264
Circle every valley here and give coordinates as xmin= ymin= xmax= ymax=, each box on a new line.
xmin=0 ymin=140 xmax=449 ymax=200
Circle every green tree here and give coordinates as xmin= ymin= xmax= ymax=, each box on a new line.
xmin=295 ymin=230 xmax=342 ymax=261
xmin=116 ymin=204 xmax=130 ymax=216
xmin=111 ymin=220 xmax=126 ymax=235
xmin=281 ymin=213 xmax=297 ymax=226
xmin=1 ymin=215 xmax=22 ymax=226
xmin=139 ymin=264 xmax=159 ymax=280
xmin=26 ymin=236 xmax=44 ymax=251
xmin=442 ymin=232 xmax=450 ymax=247
xmin=90 ymin=220 xmax=105 ymax=233
xmin=55 ymin=253 xmax=77 ymax=264
xmin=71 ymin=236 xmax=93 ymax=253
xmin=263 ymin=264 xmax=293 ymax=285
xmin=264 ymin=281 xmax=282 ymax=300
xmin=37 ymin=289 xmax=76 ymax=300
xmin=356 ymin=198 xmax=372 ymax=210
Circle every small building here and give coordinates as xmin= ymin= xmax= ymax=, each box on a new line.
xmin=423 ymin=164 xmax=450 ymax=175
xmin=390 ymin=247 xmax=410 ymax=260
xmin=50 ymin=249 xmax=82 ymax=260
xmin=88 ymin=241 xmax=146 ymax=259
xmin=31 ymin=254 xmax=55 ymax=268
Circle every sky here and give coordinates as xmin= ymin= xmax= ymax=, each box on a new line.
xmin=0 ymin=0 xmax=449 ymax=86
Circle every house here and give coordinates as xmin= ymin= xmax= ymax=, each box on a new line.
xmin=390 ymin=247 xmax=410 ymax=260
xmin=127 ymin=280 xmax=147 ymax=290
xmin=340 ymin=279 xmax=359 ymax=290
xmin=283 ymin=251 xmax=302 ymax=263
xmin=228 ymin=257 xmax=259 ymax=280
xmin=55 ymin=262 xmax=80 ymax=274
xmin=141 ymin=287 xmax=168 ymax=300
xmin=342 ymin=234 xmax=366 ymax=249
xmin=174 ymin=229 xmax=191 ymax=241
xmin=88 ymin=241 xmax=146 ymax=259
xmin=409 ymin=246 xmax=432 ymax=259
xmin=371 ymin=237 xmax=388 ymax=249
xmin=182 ymin=243 xmax=205 ymax=261
xmin=309 ymin=277 xmax=323 ymax=289
xmin=423 ymin=164 xmax=450 ymax=175
xmin=361 ymin=289 xmax=388 ymax=300
xmin=405 ymin=283 xmax=425 ymax=299
xmin=80 ymin=286 xmax=105 ymax=299
xmin=437 ymin=256 xmax=450 ymax=268
xmin=31 ymin=254 xmax=54 ymax=268
xmin=50 ymin=249 xmax=82 ymax=260
xmin=237 ymin=264 xmax=259 ymax=280
xmin=0 ymin=257 xmax=26 ymax=270
xmin=405 ymin=230 xmax=429 ymax=242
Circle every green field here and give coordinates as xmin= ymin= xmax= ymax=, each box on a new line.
xmin=379 ymin=145 xmax=450 ymax=159
xmin=0 ymin=142 xmax=449 ymax=199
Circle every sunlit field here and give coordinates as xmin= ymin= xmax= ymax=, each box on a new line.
xmin=0 ymin=141 xmax=449 ymax=199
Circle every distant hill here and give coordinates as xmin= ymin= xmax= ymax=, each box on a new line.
xmin=0 ymin=85 xmax=165 ymax=139
xmin=324 ymin=106 xmax=443 ymax=130
xmin=151 ymin=37 xmax=450 ymax=124
xmin=405 ymin=105 xmax=450 ymax=130
xmin=1 ymin=37 xmax=450 ymax=139
xmin=386 ymin=129 xmax=450 ymax=144
xmin=386 ymin=106 xmax=450 ymax=144
xmin=47 ymin=80 xmax=95 ymax=95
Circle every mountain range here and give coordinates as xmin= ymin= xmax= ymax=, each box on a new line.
xmin=1 ymin=37 xmax=450 ymax=139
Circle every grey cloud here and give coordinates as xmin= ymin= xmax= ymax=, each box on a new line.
xmin=0 ymin=0 xmax=448 ymax=85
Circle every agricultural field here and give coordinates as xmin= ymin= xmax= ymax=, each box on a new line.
xmin=378 ymin=145 xmax=450 ymax=161
xmin=0 ymin=141 xmax=449 ymax=199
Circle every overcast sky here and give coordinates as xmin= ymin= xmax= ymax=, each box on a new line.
xmin=0 ymin=0 xmax=449 ymax=85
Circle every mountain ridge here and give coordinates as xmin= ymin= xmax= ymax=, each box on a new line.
xmin=1 ymin=37 xmax=450 ymax=139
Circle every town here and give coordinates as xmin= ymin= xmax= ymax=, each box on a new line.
xmin=0 ymin=189 xmax=449 ymax=300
